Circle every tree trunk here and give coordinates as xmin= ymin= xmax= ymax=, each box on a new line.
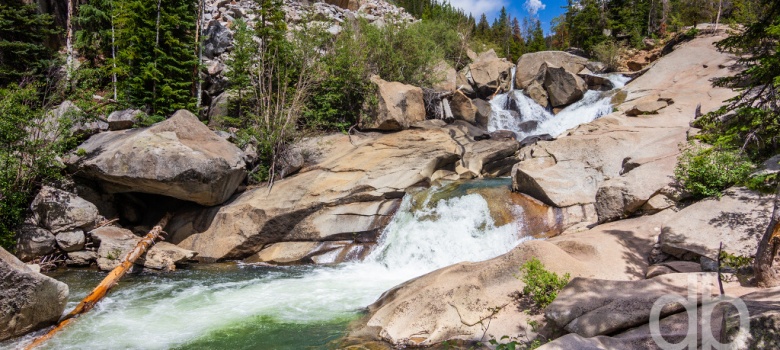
xmin=195 ymin=0 xmax=204 ymax=109
xmin=715 ymin=0 xmax=723 ymax=31
xmin=111 ymin=0 xmax=117 ymax=101
xmin=24 ymin=214 xmax=172 ymax=350
xmin=755 ymin=183 xmax=780 ymax=287
xmin=66 ymin=0 xmax=74 ymax=83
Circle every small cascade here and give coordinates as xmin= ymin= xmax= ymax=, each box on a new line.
xmin=488 ymin=73 xmax=630 ymax=142
xmin=12 ymin=182 xmax=534 ymax=350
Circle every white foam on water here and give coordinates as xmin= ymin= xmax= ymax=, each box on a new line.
xmin=487 ymin=73 xmax=630 ymax=140
xmin=14 ymin=188 xmax=529 ymax=350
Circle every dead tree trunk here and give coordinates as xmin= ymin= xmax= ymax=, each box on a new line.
xmin=24 ymin=213 xmax=173 ymax=350
xmin=755 ymin=183 xmax=780 ymax=287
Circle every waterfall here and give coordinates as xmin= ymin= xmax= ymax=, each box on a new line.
xmin=488 ymin=73 xmax=630 ymax=142
xmin=10 ymin=182 xmax=531 ymax=350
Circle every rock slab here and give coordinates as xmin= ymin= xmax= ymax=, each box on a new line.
xmin=67 ymin=110 xmax=246 ymax=206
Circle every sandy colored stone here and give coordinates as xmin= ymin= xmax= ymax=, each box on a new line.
xmin=67 ymin=110 xmax=246 ymax=206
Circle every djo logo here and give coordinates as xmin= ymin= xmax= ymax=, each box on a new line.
xmin=649 ymin=274 xmax=750 ymax=350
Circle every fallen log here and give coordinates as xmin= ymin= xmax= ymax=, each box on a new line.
xmin=24 ymin=213 xmax=173 ymax=350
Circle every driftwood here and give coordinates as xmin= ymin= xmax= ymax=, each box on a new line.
xmin=24 ymin=213 xmax=172 ymax=350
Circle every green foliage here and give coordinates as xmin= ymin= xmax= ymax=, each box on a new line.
xmin=518 ymin=258 xmax=571 ymax=310
xmin=0 ymin=84 xmax=75 ymax=251
xmin=719 ymin=251 xmax=754 ymax=271
xmin=694 ymin=0 xmax=780 ymax=161
xmin=745 ymin=172 xmax=779 ymax=194
xmin=304 ymin=17 xmax=459 ymax=130
xmin=674 ymin=143 xmax=755 ymax=198
xmin=591 ymin=40 xmax=621 ymax=72
xmin=0 ymin=0 xmax=56 ymax=86
xmin=489 ymin=336 xmax=519 ymax=350
xmin=114 ymin=0 xmax=197 ymax=117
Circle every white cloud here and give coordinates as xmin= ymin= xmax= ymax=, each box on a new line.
xmin=447 ymin=0 xmax=508 ymax=18
xmin=524 ymin=0 xmax=546 ymax=16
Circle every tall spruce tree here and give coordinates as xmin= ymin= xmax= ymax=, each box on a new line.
xmin=0 ymin=0 xmax=56 ymax=86
xmin=116 ymin=0 xmax=197 ymax=117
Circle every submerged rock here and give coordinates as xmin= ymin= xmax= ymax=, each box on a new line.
xmin=66 ymin=110 xmax=246 ymax=206
xmin=0 ymin=246 xmax=68 ymax=341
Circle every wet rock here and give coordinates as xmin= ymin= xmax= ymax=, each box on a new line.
xmin=107 ymin=109 xmax=143 ymax=130
xmin=0 ymin=246 xmax=68 ymax=341
xmin=15 ymin=226 xmax=56 ymax=262
xmin=659 ymin=187 xmax=773 ymax=261
xmin=67 ymin=110 xmax=246 ymax=206
xmin=360 ymin=76 xmax=425 ymax=131
xmin=489 ymin=130 xmax=517 ymax=141
xmin=472 ymin=98 xmax=491 ymax=128
xmin=524 ymin=79 xmax=549 ymax=108
xmin=55 ymin=229 xmax=86 ymax=252
xmin=30 ymin=186 xmax=99 ymax=234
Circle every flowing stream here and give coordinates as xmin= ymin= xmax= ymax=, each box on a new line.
xmin=6 ymin=180 xmax=532 ymax=350
xmin=488 ymin=72 xmax=630 ymax=141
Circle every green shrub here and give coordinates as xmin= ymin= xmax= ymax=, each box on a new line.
xmin=591 ymin=40 xmax=622 ymax=72
xmin=304 ymin=17 xmax=460 ymax=130
xmin=0 ymin=83 xmax=73 ymax=251
xmin=674 ymin=143 xmax=755 ymax=198
xmin=518 ymin=258 xmax=571 ymax=310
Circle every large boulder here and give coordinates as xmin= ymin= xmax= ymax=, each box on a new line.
xmin=659 ymin=187 xmax=773 ymax=260
xmin=92 ymin=226 xmax=196 ymax=271
xmin=66 ymin=110 xmax=246 ymax=206
xmin=168 ymin=129 xmax=462 ymax=261
xmin=468 ymin=57 xmax=514 ymax=98
xmin=0 ymin=247 xmax=68 ymax=341
xmin=515 ymin=51 xmax=589 ymax=89
xmin=30 ymin=186 xmax=99 ymax=234
xmin=360 ymin=76 xmax=426 ymax=131
xmin=543 ymin=65 xmax=588 ymax=108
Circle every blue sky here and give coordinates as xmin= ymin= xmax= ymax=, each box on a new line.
xmin=447 ymin=0 xmax=569 ymax=34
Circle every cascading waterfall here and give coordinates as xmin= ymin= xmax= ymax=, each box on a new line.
xmin=7 ymin=182 xmax=531 ymax=350
xmin=488 ymin=74 xmax=631 ymax=141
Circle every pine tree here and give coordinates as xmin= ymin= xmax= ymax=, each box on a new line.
xmin=0 ymin=0 xmax=56 ymax=86
xmin=115 ymin=0 xmax=197 ymax=117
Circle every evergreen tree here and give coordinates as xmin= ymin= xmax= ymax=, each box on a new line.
xmin=115 ymin=0 xmax=197 ymax=117
xmin=526 ymin=19 xmax=547 ymax=52
xmin=476 ymin=13 xmax=490 ymax=39
xmin=0 ymin=0 xmax=56 ymax=86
